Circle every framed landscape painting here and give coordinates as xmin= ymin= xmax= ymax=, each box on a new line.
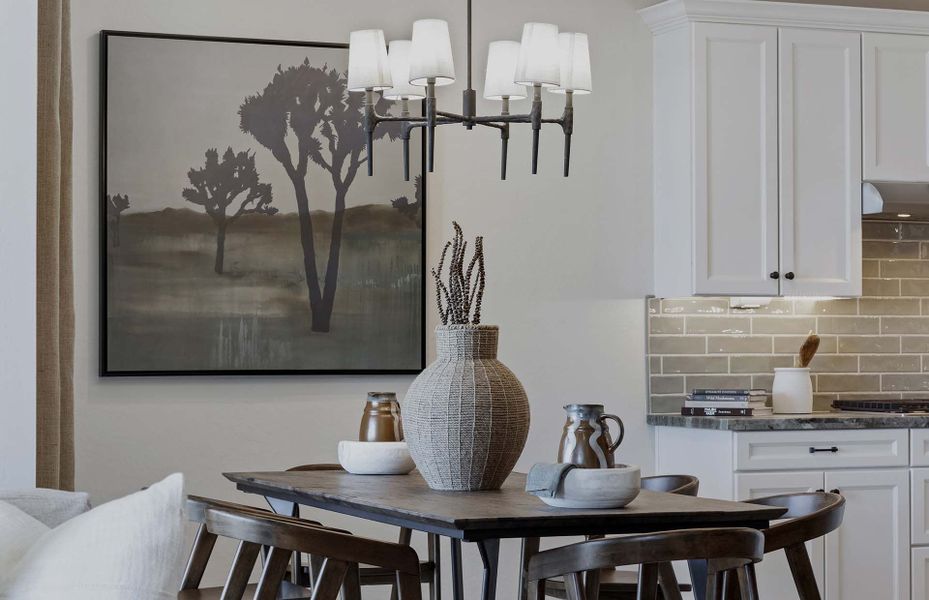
xmin=100 ymin=31 xmax=425 ymax=375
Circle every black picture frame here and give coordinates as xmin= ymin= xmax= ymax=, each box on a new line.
xmin=99 ymin=30 xmax=426 ymax=377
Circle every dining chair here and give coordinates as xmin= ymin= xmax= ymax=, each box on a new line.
xmin=263 ymin=463 xmax=440 ymax=600
xmin=538 ymin=474 xmax=699 ymax=600
xmin=180 ymin=495 xmax=423 ymax=600
xmin=736 ymin=491 xmax=845 ymax=600
xmin=528 ymin=527 xmax=765 ymax=600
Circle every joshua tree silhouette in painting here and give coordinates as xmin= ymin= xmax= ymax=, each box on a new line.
xmin=182 ymin=147 xmax=276 ymax=274
xmin=238 ymin=60 xmax=396 ymax=333
xmin=106 ymin=193 xmax=130 ymax=248
xmin=391 ymin=174 xmax=423 ymax=228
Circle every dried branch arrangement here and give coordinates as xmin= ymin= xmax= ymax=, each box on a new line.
xmin=432 ymin=222 xmax=486 ymax=325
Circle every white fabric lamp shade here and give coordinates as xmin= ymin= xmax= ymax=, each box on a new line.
xmin=483 ymin=41 xmax=527 ymax=100
xmin=383 ymin=40 xmax=426 ymax=100
xmin=514 ymin=22 xmax=561 ymax=87
xmin=347 ymin=29 xmax=392 ymax=92
xmin=409 ymin=19 xmax=456 ymax=86
xmin=552 ymin=32 xmax=592 ymax=94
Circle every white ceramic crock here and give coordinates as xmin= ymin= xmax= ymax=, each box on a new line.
xmin=772 ymin=367 xmax=813 ymax=414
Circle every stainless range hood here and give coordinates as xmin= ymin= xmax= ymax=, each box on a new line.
xmin=863 ymin=181 xmax=929 ymax=221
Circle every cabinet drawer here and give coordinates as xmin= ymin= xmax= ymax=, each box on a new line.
xmin=734 ymin=429 xmax=908 ymax=471
xmin=912 ymin=430 xmax=929 ymax=467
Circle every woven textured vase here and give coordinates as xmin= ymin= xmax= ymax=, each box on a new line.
xmin=403 ymin=325 xmax=530 ymax=491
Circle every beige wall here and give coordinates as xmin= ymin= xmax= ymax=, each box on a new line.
xmin=0 ymin=0 xmax=36 ymax=488
xmin=70 ymin=0 xmax=654 ymax=596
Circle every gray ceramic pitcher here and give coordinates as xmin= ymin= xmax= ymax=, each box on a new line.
xmin=557 ymin=404 xmax=625 ymax=468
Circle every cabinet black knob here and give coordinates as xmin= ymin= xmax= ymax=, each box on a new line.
xmin=785 ymin=272 xmax=795 ymax=280
xmin=769 ymin=271 xmax=780 ymax=279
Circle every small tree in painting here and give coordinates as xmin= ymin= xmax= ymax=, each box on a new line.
xmin=238 ymin=61 xmax=396 ymax=333
xmin=391 ymin=175 xmax=423 ymax=228
xmin=106 ymin=193 xmax=130 ymax=248
xmin=182 ymin=147 xmax=276 ymax=274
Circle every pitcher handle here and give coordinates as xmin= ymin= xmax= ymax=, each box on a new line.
xmin=600 ymin=414 xmax=625 ymax=454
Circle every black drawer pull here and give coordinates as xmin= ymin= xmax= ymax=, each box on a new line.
xmin=809 ymin=446 xmax=839 ymax=454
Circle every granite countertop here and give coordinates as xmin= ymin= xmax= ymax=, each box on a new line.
xmin=647 ymin=411 xmax=929 ymax=431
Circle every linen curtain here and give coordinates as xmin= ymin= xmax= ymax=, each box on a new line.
xmin=36 ymin=0 xmax=74 ymax=491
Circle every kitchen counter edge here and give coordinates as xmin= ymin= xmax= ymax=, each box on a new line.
xmin=647 ymin=412 xmax=929 ymax=431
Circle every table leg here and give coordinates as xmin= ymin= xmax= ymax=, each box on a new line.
xmin=477 ymin=539 xmax=501 ymax=600
xmin=518 ymin=537 xmax=541 ymax=600
xmin=450 ymin=539 xmax=465 ymax=600
xmin=689 ymin=559 xmax=709 ymax=600
xmin=429 ymin=534 xmax=442 ymax=600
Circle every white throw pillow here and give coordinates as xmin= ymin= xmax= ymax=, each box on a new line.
xmin=0 ymin=473 xmax=186 ymax=600
xmin=0 ymin=501 xmax=50 ymax=575
xmin=0 ymin=488 xmax=91 ymax=527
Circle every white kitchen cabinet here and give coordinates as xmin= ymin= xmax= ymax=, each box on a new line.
xmin=654 ymin=427 xmax=913 ymax=600
xmin=863 ymin=33 xmax=929 ymax=182
xmin=645 ymin=6 xmax=865 ymax=298
xmin=824 ymin=469 xmax=909 ymax=600
xmin=692 ymin=23 xmax=779 ymax=296
xmin=778 ymin=28 xmax=862 ymax=297
xmin=913 ymin=468 xmax=929 ymax=544
xmin=736 ymin=471 xmax=826 ymax=600
xmin=913 ymin=547 xmax=929 ymax=600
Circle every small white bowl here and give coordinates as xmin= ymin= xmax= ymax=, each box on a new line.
xmin=337 ymin=441 xmax=415 ymax=475
xmin=539 ymin=464 xmax=641 ymax=509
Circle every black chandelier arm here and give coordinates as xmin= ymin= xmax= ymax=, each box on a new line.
xmin=363 ymin=88 xmax=575 ymax=178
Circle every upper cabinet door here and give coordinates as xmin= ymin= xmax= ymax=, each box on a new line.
xmin=779 ymin=28 xmax=862 ymax=297
xmin=864 ymin=33 xmax=929 ymax=182
xmin=693 ymin=23 xmax=779 ymax=295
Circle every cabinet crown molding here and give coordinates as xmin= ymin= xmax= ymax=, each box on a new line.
xmin=640 ymin=0 xmax=929 ymax=35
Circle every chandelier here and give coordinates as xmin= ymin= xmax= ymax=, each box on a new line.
xmin=346 ymin=0 xmax=592 ymax=180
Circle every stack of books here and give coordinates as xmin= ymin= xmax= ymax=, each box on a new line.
xmin=681 ymin=388 xmax=773 ymax=416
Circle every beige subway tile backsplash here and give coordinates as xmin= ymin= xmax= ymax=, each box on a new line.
xmin=808 ymin=355 xmax=859 ymax=373
xmin=859 ymin=298 xmax=920 ymax=315
xmin=881 ymin=260 xmax=929 ymax=278
xmin=862 ymin=221 xmax=902 ymax=240
xmin=860 ymin=355 xmax=921 ymax=373
xmin=903 ymin=337 xmax=929 ymax=353
xmin=707 ymin=336 xmax=772 ymax=354
xmin=882 ymin=317 xmax=929 ymax=334
xmin=647 ymin=221 xmax=929 ymax=412
xmin=775 ymin=335 xmax=837 ymax=354
xmin=793 ymin=298 xmax=857 ymax=315
xmin=660 ymin=298 xmax=728 ymax=314
xmin=837 ymin=336 xmax=900 ymax=353
xmin=882 ymin=374 xmax=929 ymax=392
xmin=752 ymin=316 xmax=816 ymax=334
xmin=817 ymin=316 xmax=880 ymax=334
xmin=863 ymin=240 xmax=920 ymax=258
xmin=649 ymin=336 xmax=706 ymax=355
xmin=817 ymin=374 xmax=880 ymax=392
xmin=862 ymin=278 xmax=900 ymax=296
xmin=663 ymin=356 xmax=728 ymax=374
xmin=685 ymin=316 xmax=750 ymax=335
xmin=650 ymin=316 xmax=684 ymax=335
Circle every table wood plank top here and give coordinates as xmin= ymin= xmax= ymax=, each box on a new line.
xmin=225 ymin=470 xmax=786 ymax=541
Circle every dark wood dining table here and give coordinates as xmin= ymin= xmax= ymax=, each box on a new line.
xmin=224 ymin=470 xmax=786 ymax=600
